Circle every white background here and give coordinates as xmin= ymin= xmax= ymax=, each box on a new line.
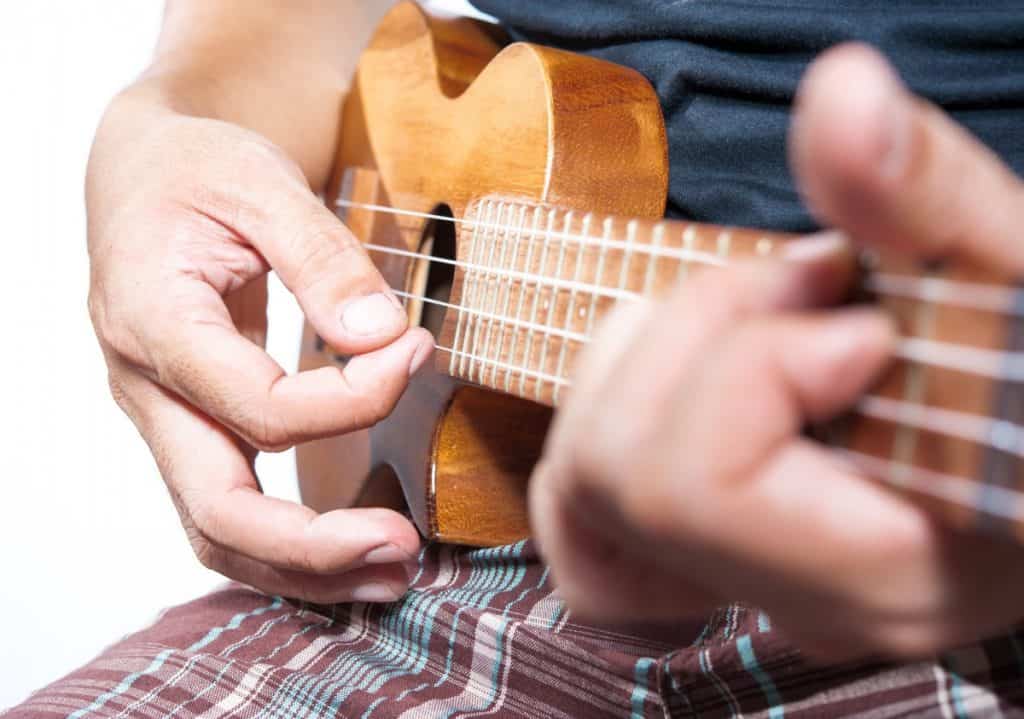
xmin=0 ymin=0 xmax=484 ymax=708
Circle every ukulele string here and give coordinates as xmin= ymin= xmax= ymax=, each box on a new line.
xmin=388 ymin=287 xmax=1024 ymax=458
xmin=834 ymin=449 xmax=1024 ymax=522
xmin=337 ymin=199 xmax=1024 ymax=319
xmin=394 ymin=288 xmax=1024 ymax=387
xmin=336 ymin=199 xmax=728 ymax=268
xmin=334 ymin=200 xmax=1024 ymax=484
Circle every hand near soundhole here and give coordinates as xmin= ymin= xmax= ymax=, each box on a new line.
xmin=87 ymin=87 xmax=433 ymax=604
xmin=531 ymin=44 xmax=1024 ymax=660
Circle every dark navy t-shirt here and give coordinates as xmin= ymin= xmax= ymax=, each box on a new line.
xmin=471 ymin=1 xmax=1024 ymax=231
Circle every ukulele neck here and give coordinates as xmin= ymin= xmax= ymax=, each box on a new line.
xmin=438 ymin=196 xmax=790 ymax=406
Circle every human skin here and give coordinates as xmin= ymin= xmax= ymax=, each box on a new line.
xmin=90 ymin=3 xmax=1024 ymax=656
xmin=86 ymin=0 xmax=425 ymax=605
xmin=531 ymin=44 xmax=1024 ymax=660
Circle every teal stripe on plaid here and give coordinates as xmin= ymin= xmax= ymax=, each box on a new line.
xmin=439 ymin=615 xmax=512 ymax=719
xmin=738 ymin=633 xmax=784 ymax=719
xmin=166 ymin=605 xmax=298 ymax=717
xmin=942 ymin=654 xmax=971 ymax=719
xmin=378 ymin=551 xmax=546 ymax=714
xmin=338 ymin=545 xmax=525 ymax=707
xmin=631 ymin=658 xmax=656 ymax=719
xmin=67 ymin=597 xmax=281 ymax=718
xmin=264 ymin=561 xmax=445 ymax=718
xmin=263 ymin=543 xmax=528 ymax=717
xmin=367 ymin=543 xmax=527 ymax=715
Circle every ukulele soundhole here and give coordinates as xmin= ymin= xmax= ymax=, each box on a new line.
xmin=409 ymin=203 xmax=456 ymax=337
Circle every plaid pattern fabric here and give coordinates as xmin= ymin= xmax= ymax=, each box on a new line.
xmin=7 ymin=541 xmax=1024 ymax=717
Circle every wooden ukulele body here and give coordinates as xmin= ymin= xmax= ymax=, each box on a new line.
xmin=297 ymin=2 xmax=669 ymax=545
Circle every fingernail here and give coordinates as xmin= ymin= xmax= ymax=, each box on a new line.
xmin=351 ymin=582 xmax=403 ymax=603
xmin=408 ymin=335 xmax=434 ymax=377
xmin=362 ymin=543 xmax=411 ymax=565
xmin=341 ymin=293 xmax=405 ymax=337
xmin=782 ymin=232 xmax=849 ymax=262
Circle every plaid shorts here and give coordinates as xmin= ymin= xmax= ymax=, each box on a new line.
xmin=8 ymin=541 xmax=1024 ymax=717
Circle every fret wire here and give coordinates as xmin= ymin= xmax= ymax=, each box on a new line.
xmin=615 ymin=219 xmax=638 ymax=294
xmin=459 ymin=199 xmax=495 ymax=378
xmin=889 ymin=288 xmax=938 ymax=485
xmin=643 ymin=222 xmax=664 ymax=295
xmin=521 ymin=209 xmax=558 ymax=398
xmin=536 ymin=211 xmax=574 ymax=402
xmin=504 ymin=205 xmax=543 ymax=394
xmin=553 ymin=213 xmax=593 ymax=405
xmin=449 ymin=200 xmax=483 ymax=377
xmin=487 ymin=204 xmax=528 ymax=388
xmin=584 ymin=217 xmax=613 ymax=338
xmin=716 ymin=229 xmax=732 ymax=260
xmin=678 ymin=225 xmax=697 ymax=284
xmin=434 ymin=343 xmax=570 ymax=388
xmin=472 ymin=201 xmax=508 ymax=384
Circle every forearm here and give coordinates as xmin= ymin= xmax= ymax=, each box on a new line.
xmin=128 ymin=0 xmax=397 ymax=188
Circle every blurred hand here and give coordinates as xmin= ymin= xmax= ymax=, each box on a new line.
xmin=86 ymin=86 xmax=432 ymax=604
xmin=530 ymin=44 xmax=1024 ymax=660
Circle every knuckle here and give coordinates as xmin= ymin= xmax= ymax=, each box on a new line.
xmin=243 ymin=410 xmax=295 ymax=453
xmin=291 ymin=224 xmax=359 ymax=294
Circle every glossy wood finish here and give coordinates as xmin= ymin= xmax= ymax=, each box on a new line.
xmin=299 ymin=1 xmax=1024 ymax=547
xmin=298 ymin=1 xmax=668 ymax=544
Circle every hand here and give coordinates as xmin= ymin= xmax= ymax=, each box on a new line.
xmin=87 ymin=85 xmax=433 ymax=604
xmin=530 ymin=44 xmax=1024 ymax=660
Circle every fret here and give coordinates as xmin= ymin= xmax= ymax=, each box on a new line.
xmin=615 ymin=219 xmax=638 ymax=294
xmin=642 ymin=222 xmax=664 ymax=295
xmin=584 ymin=217 xmax=613 ymax=338
xmin=486 ymin=203 xmax=528 ymax=388
xmin=504 ymin=205 xmax=543 ymax=393
xmin=716 ymin=229 xmax=732 ymax=260
xmin=890 ymin=293 xmax=938 ymax=486
xmin=470 ymin=201 xmax=508 ymax=383
xmin=535 ymin=210 xmax=574 ymax=402
xmin=977 ymin=285 xmax=1024 ymax=530
xmin=677 ymin=225 xmax=697 ymax=284
xmin=452 ymin=199 xmax=491 ymax=377
xmin=552 ymin=213 xmax=592 ymax=405
xmin=520 ymin=208 xmax=558 ymax=398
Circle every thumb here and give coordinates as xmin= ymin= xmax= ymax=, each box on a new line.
xmin=233 ymin=163 xmax=409 ymax=355
xmin=790 ymin=42 xmax=1024 ymax=274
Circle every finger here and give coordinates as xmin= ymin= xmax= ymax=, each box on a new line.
xmin=551 ymin=238 xmax=857 ymax=458
xmin=530 ymin=460 xmax=720 ymax=622
xmin=621 ymin=308 xmax=894 ymax=540
xmin=196 ymin=148 xmax=409 ymax=355
xmin=130 ymin=376 xmax=422 ymax=575
xmin=147 ymin=281 xmax=433 ymax=450
xmin=791 ymin=42 xmax=1024 ymax=273
xmin=196 ymin=542 xmax=413 ymax=605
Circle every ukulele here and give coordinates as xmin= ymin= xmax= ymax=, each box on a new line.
xmin=296 ymin=1 xmax=1023 ymax=547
